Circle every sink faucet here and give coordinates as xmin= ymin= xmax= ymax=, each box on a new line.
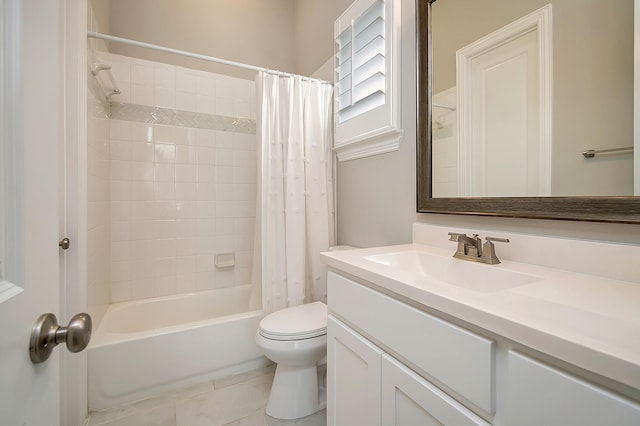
xmin=448 ymin=232 xmax=510 ymax=264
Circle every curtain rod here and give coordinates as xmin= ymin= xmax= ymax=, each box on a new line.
xmin=87 ymin=32 xmax=332 ymax=85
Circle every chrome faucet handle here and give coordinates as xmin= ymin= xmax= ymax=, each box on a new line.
xmin=481 ymin=236 xmax=510 ymax=264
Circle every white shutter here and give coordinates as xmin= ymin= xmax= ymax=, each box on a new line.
xmin=336 ymin=0 xmax=386 ymax=123
xmin=334 ymin=0 xmax=402 ymax=161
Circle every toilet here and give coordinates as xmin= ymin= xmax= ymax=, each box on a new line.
xmin=255 ymin=301 xmax=328 ymax=420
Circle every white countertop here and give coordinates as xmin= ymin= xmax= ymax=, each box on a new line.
xmin=321 ymin=243 xmax=640 ymax=390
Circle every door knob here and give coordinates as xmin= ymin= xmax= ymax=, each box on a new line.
xmin=29 ymin=312 xmax=92 ymax=364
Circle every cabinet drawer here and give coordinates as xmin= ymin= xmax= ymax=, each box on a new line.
xmin=382 ymin=354 xmax=490 ymax=426
xmin=328 ymin=271 xmax=495 ymax=413
xmin=505 ymin=351 xmax=640 ymax=426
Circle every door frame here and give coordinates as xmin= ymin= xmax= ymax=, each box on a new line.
xmin=61 ymin=1 xmax=89 ymax=425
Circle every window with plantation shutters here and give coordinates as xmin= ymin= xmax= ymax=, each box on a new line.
xmin=334 ymin=0 xmax=402 ymax=161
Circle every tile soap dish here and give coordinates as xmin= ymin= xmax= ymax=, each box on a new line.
xmin=215 ymin=252 xmax=235 ymax=269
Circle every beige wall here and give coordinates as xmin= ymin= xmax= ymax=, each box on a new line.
xmin=89 ymin=0 xmax=109 ymax=35
xmin=432 ymin=0 xmax=634 ymax=196
xmin=293 ymin=0 xmax=353 ymax=76
xmin=105 ymin=0 xmax=296 ymax=79
xmin=103 ymin=0 xmax=352 ymax=79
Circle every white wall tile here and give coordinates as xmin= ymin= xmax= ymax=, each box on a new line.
xmin=196 ymin=95 xmax=216 ymax=115
xmin=215 ymin=218 xmax=234 ymax=236
xmin=111 ymin=120 xmax=132 ymax=140
xmin=175 ymin=127 xmax=195 ymax=146
xmin=176 ymin=67 xmax=197 ymax=93
xmin=111 ymin=241 xmax=132 ymax=263
xmin=154 ymin=182 xmax=175 ymax=201
xmin=195 ymin=129 xmax=216 ymax=146
xmin=110 ymin=280 xmax=132 ymax=303
xmin=154 ymin=125 xmax=176 ymax=144
xmin=131 ymin=181 xmax=155 ymax=201
xmin=111 ymin=201 xmax=132 ymax=221
xmin=214 ymin=131 xmax=233 ymax=148
xmin=196 ymin=75 xmax=215 ymax=97
xmin=110 ymin=160 xmax=131 ymax=181
xmin=130 ymin=260 xmax=155 ymax=279
xmin=131 ymin=122 xmax=153 ymax=143
xmin=154 ymin=89 xmax=175 ymax=109
xmin=154 ymin=164 xmax=176 ymax=182
xmin=131 ymin=142 xmax=154 ymax=162
xmin=130 ymin=84 xmax=154 ymax=106
xmin=131 ymin=59 xmax=154 ymax=85
xmin=215 ymin=236 xmax=234 ymax=251
xmin=197 ymin=220 xmax=216 ymax=236
xmin=197 ymin=201 xmax=216 ymax=219
xmin=155 ymin=144 xmax=176 ymax=163
xmin=197 ymin=271 xmax=216 ymax=290
xmin=111 ymin=181 xmax=132 ymax=201
xmin=216 ymin=166 xmax=234 ymax=184
xmin=110 ymin=140 xmax=131 ymax=161
xmin=109 ymin=57 xmax=257 ymax=302
xmin=197 ymin=165 xmax=216 ymax=183
xmin=111 ymin=261 xmax=132 ymax=282
xmin=215 ymin=269 xmax=235 ymax=288
xmin=176 ymin=146 xmax=197 ymax=164
xmin=176 ymin=91 xmax=197 ymax=111
xmin=155 ymin=275 xmax=177 ymax=296
xmin=111 ymin=221 xmax=131 ymax=242
xmin=176 ymin=165 xmax=197 ymax=182
xmin=215 ymin=149 xmax=233 ymax=166
xmin=216 ymin=184 xmax=234 ymax=201
xmin=215 ymin=98 xmax=235 ymax=117
xmin=131 ymin=162 xmax=154 ymax=181
xmin=215 ymin=202 xmax=234 ymax=218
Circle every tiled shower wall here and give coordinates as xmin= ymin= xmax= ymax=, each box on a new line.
xmin=96 ymin=52 xmax=257 ymax=303
xmin=86 ymin=3 xmax=111 ymax=325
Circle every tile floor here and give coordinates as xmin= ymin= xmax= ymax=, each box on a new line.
xmin=87 ymin=365 xmax=326 ymax=426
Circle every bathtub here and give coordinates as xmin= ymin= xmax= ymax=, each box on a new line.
xmin=88 ymin=285 xmax=267 ymax=411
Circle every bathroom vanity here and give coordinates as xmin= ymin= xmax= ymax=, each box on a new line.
xmin=321 ymin=223 xmax=640 ymax=425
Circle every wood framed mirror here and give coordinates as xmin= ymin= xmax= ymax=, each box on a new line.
xmin=416 ymin=0 xmax=640 ymax=223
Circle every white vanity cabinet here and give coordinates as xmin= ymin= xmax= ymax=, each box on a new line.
xmin=326 ymin=270 xmax=640 ymax=426
xmin=328 ymin=271 xmax=492 ymax=425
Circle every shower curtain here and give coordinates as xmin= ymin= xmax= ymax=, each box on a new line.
xmin=250 ymin=71 xmax=335 ymax=316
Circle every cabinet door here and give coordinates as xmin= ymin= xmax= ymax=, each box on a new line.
xmin=328 ymin=315 xmax=383 ymax=426
xmin=382 ymin=355 xmax=490 ymax=426
xmin=505 ymin=351 xmax=640 ymax=426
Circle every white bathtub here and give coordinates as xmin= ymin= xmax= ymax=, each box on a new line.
xmin=88 ymin=285 xmax=267 ymax=411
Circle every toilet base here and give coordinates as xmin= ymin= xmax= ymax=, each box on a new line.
xmin=266 ymin=363 xmax=324 ymax=420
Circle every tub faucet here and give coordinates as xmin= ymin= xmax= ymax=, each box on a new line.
xmin=447 ymin=232 xmax=509 ymax=264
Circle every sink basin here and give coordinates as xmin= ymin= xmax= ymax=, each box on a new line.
xmin=364 ymin=250 xmax=540 ymax=292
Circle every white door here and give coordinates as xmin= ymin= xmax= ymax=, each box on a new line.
xmin=0 ymin=0 xmax=63 ymax=424
xmin=457 ymin=6 xmax=552 ymax=197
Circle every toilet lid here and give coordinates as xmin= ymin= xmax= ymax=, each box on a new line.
xmin=259 ymin=301 xmax=327 ymax=341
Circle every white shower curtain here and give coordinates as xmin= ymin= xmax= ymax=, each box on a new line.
xmin=250 ymin=72 xmax=335 ymax=316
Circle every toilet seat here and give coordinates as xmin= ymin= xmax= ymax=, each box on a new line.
xmin=259 ymin=301 xmax=327 ymax=341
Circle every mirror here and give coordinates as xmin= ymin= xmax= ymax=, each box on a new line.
xmin=417 ymin=0 xmax=640 ymax=223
